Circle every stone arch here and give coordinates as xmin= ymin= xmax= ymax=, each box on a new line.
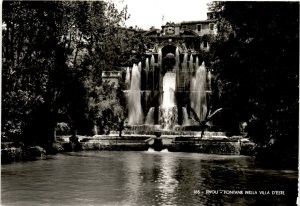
xmin=161 ymin=45 xmax=177 ymax=73
xmin=161 ymin=44 xmax=177 ymax=57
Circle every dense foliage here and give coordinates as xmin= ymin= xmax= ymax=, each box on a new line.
xmin=2 ymin=1 xmax=144 ymax=144
xmin=208 ymin=2 xmax=299 ymax=164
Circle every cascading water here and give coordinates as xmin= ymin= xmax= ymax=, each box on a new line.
xmin=175 ymin=48 xmax=180 ymax=91
xmin=128 ymin=63 xmax=144 ymax=125
xmin=195 ymin=57 xmax=199 ymax=69
xmin=162 ymin=72 xmax=176 ymax=108
xmin=183 ymin=53 xmax=188 ymax=65
xmin=175 ymin=48 xmax=180 ymax=68
xmin=188 ymin=55 xmax=194 ymax=93
xmin=182 ymin=53 xmax=188 ymax=89
xmin=125 ymin=67 xmax=131 ymax=90
xmin=150 ymin=55 xmax=155 ymax=91
xmin=182 ymin=107 xmax=197 ymax=126
xmin=145 ymin=58 xmax=149 ymax=89
xmin=159 ymin=72 xmax=177 ymax=130
xmin=145 ymin=107 xmax=155 ymax=125
xmin=126 ymin=49 xmax=209 ymax=131
xmin=150 ymin=55 xmax=155 ymax=68
xmin=158 ymin=48 xmax=162 ymax=66
xmin=189 ymin=55 xmax=194 ymax=73
xmin=190 ymin=62 xmax=207 ymax=121
xmin=145 ymin=58 xmax=149 ymax=74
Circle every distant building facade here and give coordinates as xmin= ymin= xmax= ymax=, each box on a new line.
xmin=102 ymin=12 xmax=218 ymax=86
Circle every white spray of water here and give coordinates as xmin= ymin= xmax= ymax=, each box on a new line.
xmin=158 ymin=48 xmax=162 ymax=66
xmin=150 ymin=55 xmax=155 ymax=90
xmin=182 ymin=53 xmax=188 ymax=88
xmin=144 ymin=58 xmax=149 ymax=90
xmin=190 ymin=62 xmax=207 ymax=121
xmin=145 ymin=58 xmax=149 ymax=72
xmin=195 ymin=57 xmax=199 ymax=68
xmin=125 ymin=67 xmax=131 ymax=90
xmin=189 ymin=55 xmax=194 ymax=73
xmin=162 ymin=72 xmax=176 ymax=108
xmin=150 ymin=55 xmax=155 ymax=68
xmin=145 ymin=58 xmax=150 ymax=74
xmin=145 ymin=107 xmax=155 ymax=125
xmin=128 ymin=63 xmax=144 ymax=125
xmin=160 ymin=72 xmax=177 ymax=130
xmin=175 ymin=47 xmax=180 ymax=68
xmin=183 ymin=53 xmax=188 ymax=65
xmin=175 ymin=48 xmax=180 ymax=87
xmin=181 ymin=107 xmax=190 ymax=126
xmin=146 ymin=148 xmax=169 ymax=153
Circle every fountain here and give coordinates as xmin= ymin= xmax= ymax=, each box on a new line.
xmin=189 ymin=54 xmax=194 ymax=74
xmin=127 ymin=64 xmax=144 ymax=125
xmin=159 ymin=72 xmax=177 ymax=130
xmin=116 ymin=35 xmax=252 ymax=154
xmin=158 ymin=48 xmax=162 ymax=66
xmin=83 ymin=20 xmax=255 ymax=154
xmin=190 ymin=62 xmax=208 ymax=121
xmin=125 ymin=46 xmax=211 ymax=133
xmin=145 ymin=58 xmax=149 ymax=71
xmin=195 ymin=57 xmax=199 ymax=69
xmin=125 ymin=67 xmax=131 ymax=90
xmin=182 ymin=53 xmax=188 ymax=90
xmin=92 ymin=42 xmax=252 ymax=154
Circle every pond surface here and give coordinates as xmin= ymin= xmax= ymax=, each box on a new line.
xmin=2 ymin=150 xmax=298 ymax=206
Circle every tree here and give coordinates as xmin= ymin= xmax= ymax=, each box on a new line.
xmin=208 ymin=2 xmax=299 ymax=165
xmin=2 ymin=1 xmax=145 ymax=144
xmin=2 ymin=1 xmax=70 ymax=144
xmin=60 ymin=1 xmax=145 ymax=135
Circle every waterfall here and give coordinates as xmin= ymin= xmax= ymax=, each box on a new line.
xmin=160 ymin=72 xmax=177 ymax=130
xmin=175 ymin=47 xmax=180 ymax=88
xmin=190 ymin=62 xmax=207 ymax=121
xmin=150 ymin=55 xmax=155 ymax=91
xmin=189 ymin=55 xmax=194 ymax=73
xmin=158 ymin=48 xmax=162 ymax=67
xmin=125 ymin=67 xmax=131 ymax=90
xmin=162 ymin=72 xmax=176 ymax=108
xmin=181 ymin=107 xmax=189 ymax=126
xmin=182 ymin=53 xmax=188 ymax=89
xmin=175 ymin=47 xmax=180 ymax=68
xmin=182 ymin=53 xmax=188 ymax=72
xmin=150 ymin=55 xmax=155 ymax=68
xmin=181 ymin=107 xmax=193 ymax=126
xmin=128 ymin=63 xmax=144 ymax=125
xmin=183 ymin=53 xmax=188 ymax=65
xmin=145 ymin=107 xmax=155 ymax=125
xmin=145 ymin=58 xmax=149 ymax=72
xmin=145 ymin=58 xmax=149 ymax=90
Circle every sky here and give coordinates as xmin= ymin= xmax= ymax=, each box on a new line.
xmin=115 ymin=0 xmax=212 ymax=30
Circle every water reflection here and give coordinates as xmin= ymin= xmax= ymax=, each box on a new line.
xmin=156 ymin=154 xmax=178 ymax=205
xmin=121 ymin=153 xmax=143 ymax=205
xmin=2 ymin=151 xmax=298 ymax=206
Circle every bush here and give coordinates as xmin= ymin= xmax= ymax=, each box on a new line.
xmin=56 ymin=122 xmax=71 ymax=135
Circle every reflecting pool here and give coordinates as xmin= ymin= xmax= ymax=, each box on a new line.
xmin=2 ymin=151 xmax=298 ymax=205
